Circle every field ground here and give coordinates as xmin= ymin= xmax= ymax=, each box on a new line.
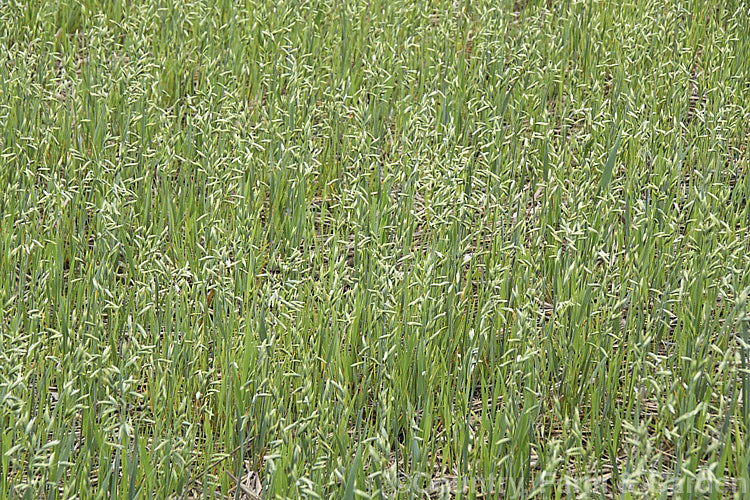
xmin=1 ymin=0 xmax=749 ymax=498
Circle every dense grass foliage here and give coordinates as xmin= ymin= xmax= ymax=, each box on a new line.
xmin=1 ymin=0 xmax=749 ymax=498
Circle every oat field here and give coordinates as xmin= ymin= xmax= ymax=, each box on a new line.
xmin=1 ymin=0 xmax=749 ymax=498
